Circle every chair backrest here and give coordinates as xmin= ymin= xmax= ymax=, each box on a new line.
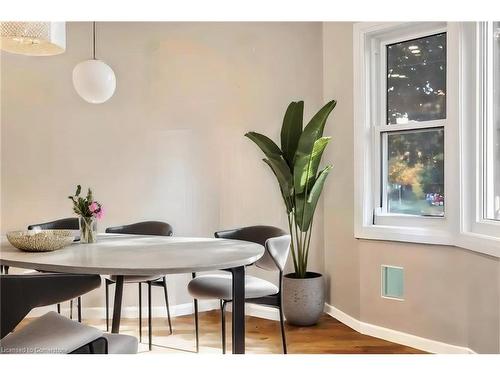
xmin=105 ymin=221 xmax=173 ymax=236
xmin=0 ymin=273 xmax=101 ymax=339
xmin=214 ymin=225 xmax=291 ymax=272
xmin=27 ymin=218 xmax=79 ymax=230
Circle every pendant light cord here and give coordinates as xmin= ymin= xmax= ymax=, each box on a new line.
xmin=92 ymin=21 xmax=96 ymax=60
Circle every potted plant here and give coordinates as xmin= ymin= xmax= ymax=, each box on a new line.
xmin=68 ymin=185 xmax=104 ymax=243
xmin=245 ymin=99 xmax=336 ymax=326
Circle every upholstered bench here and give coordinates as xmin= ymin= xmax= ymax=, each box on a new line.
xmin=0 ymin=311 xmax=137 ymax=354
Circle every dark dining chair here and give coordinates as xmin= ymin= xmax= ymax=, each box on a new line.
xmin=104 ymin=221 xmax=173 ymax=351
xmin=0 ymin=273 xmax=137 ymax=354
xmin=28 ymin=217 xmax=80 ymax=232
xmin=27 ymin=218 xmax=82 ymax=321
xmin=188 ymin=225 xmax=291 ymax=354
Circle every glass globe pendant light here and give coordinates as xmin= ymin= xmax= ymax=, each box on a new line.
xmin=72 ymin=22 xmax=116 ymax=104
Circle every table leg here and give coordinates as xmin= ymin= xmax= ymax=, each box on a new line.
xmin=231 ymin=266 xmax=245 ymax=354
xmin=111 ymin=275 xmax=124 ymax=333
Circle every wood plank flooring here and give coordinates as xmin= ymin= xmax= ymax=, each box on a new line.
xmin=22 ymin=310 xmax=425 ymax=354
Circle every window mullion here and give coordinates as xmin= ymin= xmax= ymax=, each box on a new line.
xmin=377 ymin=120 xmax=447 ymax=133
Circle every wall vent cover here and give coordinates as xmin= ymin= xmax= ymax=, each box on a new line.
xmin=381 ymin=265 xmax=404 ymax=300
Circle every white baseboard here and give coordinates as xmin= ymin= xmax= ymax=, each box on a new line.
xmin=28 ymin=300 xmax=220 ymax=320
xmin=27 ymin=300 xmax=282 ymax=320
xmin=324 ymin=303 xmax=475 ymax=354
xmin=227 ymin=303 xmax=281 ymax=321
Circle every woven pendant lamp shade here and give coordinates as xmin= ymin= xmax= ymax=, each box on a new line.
xmin=0 ymin=22 xmax=65 ymax=56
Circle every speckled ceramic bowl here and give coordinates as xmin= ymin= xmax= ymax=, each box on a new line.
xmin=6 ymin=230 xmax=75 ymax=252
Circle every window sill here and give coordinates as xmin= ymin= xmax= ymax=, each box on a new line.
xmin=456 ymin=231 xmax=500 ymax=258
xmin=373 ymin=211 xmax=448 ymax=233
xmin=375 ymin=212 xmax=445 ymax=219
xmin=355 ymin=223 xmax=500 ymax=258
xmin=355 ymin=223 xmax=453 ymax=246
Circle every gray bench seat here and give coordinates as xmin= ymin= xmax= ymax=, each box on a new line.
xmin=0 ymin=312 xmax=137 ymax=354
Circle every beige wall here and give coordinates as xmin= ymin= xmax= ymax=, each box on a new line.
xmin=1 ymin=22 xmax=324 ymax=309
xmin=323 ymin=22 xmax=500 ymax=353
xmin=322 ymin=22 xmax=360 ymax=319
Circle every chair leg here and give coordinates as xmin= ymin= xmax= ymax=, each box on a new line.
xmin=221 ymin=300 xmax=227 ymax=354
xmin=70 ymin=299 xmax=73 ymax=320
xmin=148 ymin=281 xmax=152 ymax=351
xmin=105 ymin=280 xmax=110 ymax=332
xmin=77 ymin=296 xmax=82 ymax=323
xmin=162 ymin=277 xmax=173 ymax=334
xmin=279 ymin=305 xmax=287 ymax=354
xmin=57 ymin=303 xmax=61 ymax=314
xmin=139 ymin=282 xmax=142 ymax=342
xmin=194 ymin=298 xmax=199 ymax=353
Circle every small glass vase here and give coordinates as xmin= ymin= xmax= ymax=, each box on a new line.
xmin=79 ymin=216 xmax=96 ymax=244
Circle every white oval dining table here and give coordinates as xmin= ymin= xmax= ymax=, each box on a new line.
xmin=0 ymin=233 xmax=265 ymax=354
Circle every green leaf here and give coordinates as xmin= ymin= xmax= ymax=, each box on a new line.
xmin=87 ymin=188 xmax=93 ymax=203
xmin=263 ymin=156 xmax=294 ymax=212
xmin=245 ymin=132 xmax=282 ymax=159
xmin=294 ymin=99 xmax=336 ymax=161
xmin=75 ymin=185 xmax=81 ymax=196
xmin=280 ymin=101 xmax=304 ymax=166
xmin=295 ymin=165 xmax=332 ymax=231
xmin=293 ymin=136 xmax=331 ymax=194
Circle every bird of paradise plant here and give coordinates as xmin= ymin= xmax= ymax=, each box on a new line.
xmin=245 ymin=100 xmax=336 ymax=278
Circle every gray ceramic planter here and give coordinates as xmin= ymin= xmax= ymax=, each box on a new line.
xmin=283 ymin=272 xmax=325 ymax=326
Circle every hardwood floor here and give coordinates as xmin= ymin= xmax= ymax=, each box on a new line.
xmin=22 ymin=310 xmax=425 ymax=354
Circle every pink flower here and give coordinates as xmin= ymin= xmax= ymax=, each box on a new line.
xmin=89 ymin=202 xmax=99 ymax=212
xmin=94 ymin=206 xmax=105 ymax=220
xmin=88 ymin=201 xmax=104 ymax=220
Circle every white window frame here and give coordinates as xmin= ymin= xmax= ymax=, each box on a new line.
xmin=457 ymin=22 xmax=500 ymax=256
xmin=354 ymin=22 xmax=500 ymax=256
xmin=354 ymin=22 xmax=458 ymax=246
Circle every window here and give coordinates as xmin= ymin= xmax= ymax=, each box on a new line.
xmin=355 ymin=22 xmax=500 ymax=254
xmin=458 ymin=21 xmax=500 ymax=256
xmin=385 ymin=128 xmax=444 ymax=217
xmin=386 ymin=33 xmax=447 ymax=125
xmin=381 ymin=33 xmax=447 ymax=218
xmin=354 ymin=22 xmax=454 ymax=246
xmin=485 ymin=22 xmax=500 ymax=221
xmin=379 ymin=31 xmax=447 ymax=220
